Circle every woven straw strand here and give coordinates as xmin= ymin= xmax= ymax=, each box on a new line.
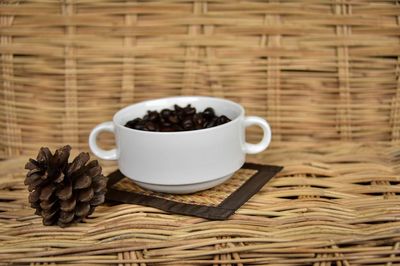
xmin=0 ymin=143 xmax=399 ymax=265
xmin=1 ymin=1 xmax=400 ymax=158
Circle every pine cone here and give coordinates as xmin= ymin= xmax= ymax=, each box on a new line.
xmin=25 ymin=145 xmax=108 ymax=227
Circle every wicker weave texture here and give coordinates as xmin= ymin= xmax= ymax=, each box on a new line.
xmin=112 ymin=168 xmax=258 ymax=207
xmin=0 ymin=143 xmax=399 ymax=265
xmin=1 ymin=1 xmax=400 ymax=158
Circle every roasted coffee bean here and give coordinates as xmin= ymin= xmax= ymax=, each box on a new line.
xmin=160 ymin=109 xmax=172 ymax=118
xmin=174 ymin=105 xmax=185 ymax=119
xmin=125 ymin=118 xmax=142 ymax=128
xmin=203 ymin=107 xmax=215 ymax=119
xmin=182 ymin=118 xmax=194 ymax=130
xmin=133 ymin=124 xmax=146 ymax=130
xmin=168 ymin=114 xmax=179 ymax=124
xmin=217 ymin=115 xmax=231 ymax=125
xmin=147 ymin=111 xmax=159 ymax=122
xmin=125 ymin=104 xmax=230 ymax=132
xmin=160 ymin=126 xmax=174 ymax=132
xmin=205 ymin=117 xmax=218 ymax=128
xmin=132 ymin=117 xmax=143 ymax=124
xmin=172 ymin=124 xmax=183 ymax=131
xmin=174 ymin=104 xmax=183 ymax=112
xmin=160 ymin=117 xmax=172 ymax=127
xmin=183 ymin=104 xmax=196 ymax=116
xmin=125 ymin=122 xmax=135 ymax=128
xmin=177 ymin=112 xmax=185 ymax=121
xmin=162 ymin=122 xmax=172 ymax=127
xmin=193 ymin=113 xmax=204 ymax=126
xmin=145 ymin=121 xmax=158 ymax=131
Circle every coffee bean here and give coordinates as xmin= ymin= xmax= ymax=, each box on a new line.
xmin=125 ymin=118 xmax=142 ymax=128
xmin=132 ymin=117 xmax=143 ymax=124
xmin=162 ymin=122 xmax=172 ymax=127
xmin=125 ymin=104 xmax=230 ymax=132
xmin=203 ymin=107 xmax=215 ymax=119
xmin=133 ymin=124 xmax=146 ymax=130
xmin=168 ymin=114 xmax=179 ymax=124
xmin=174 ymin=105 xmax=185 ymax=118
xmin=182 ymin=118 xmax=194 ymax=130
xmin=217 ymin=115 xmax=231 ymax=125
xmin=174 ymin=104 xmax=183 ymax=112
xmin=160 ymin=126 xmax=174 ymax=132
xmin=205 ymin=117 xmax=218 ymax=128
xmin=160 ymin=117 xmax=172 ymax=127
xmin=184 ymin=104 xmax=196 ymax=116
xmin=193 ymin=113 xmax=204 ymax=126
xmin=147 ymin=111 xmax=159 ymax=122
xmin=172 ymin=124 xmax=183 ymax=131
xmin=177 ymin=112 xmax=185 ymax=121
xmin=145 ymin=121 xmax=158 ymax=131
xmin=161 ymin=109 xmax=172 ymax=118
xmin=193 ymin=114 xmax=205 ymax=129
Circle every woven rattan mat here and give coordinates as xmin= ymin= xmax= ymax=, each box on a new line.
xmin=106 ymin=163 xmax=283 ymax=219
xmin=0 ymin=143 xmax=400 ymax=264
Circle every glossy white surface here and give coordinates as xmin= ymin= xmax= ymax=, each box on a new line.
xmin=89 ymin=96 xmax=271 ymax=193
xmin=89 ymin=122 xmax=118 ymax=160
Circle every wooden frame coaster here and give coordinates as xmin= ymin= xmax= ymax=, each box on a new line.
xmin=106 ymin=163 xmax=283 ymax=220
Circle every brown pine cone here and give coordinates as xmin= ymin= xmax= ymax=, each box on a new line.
xmin=25 ymin=145 xmax=108 ymax=227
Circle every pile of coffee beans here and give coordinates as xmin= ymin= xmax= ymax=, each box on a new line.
xmin=125 ymin=104 xmax=231 ymax=132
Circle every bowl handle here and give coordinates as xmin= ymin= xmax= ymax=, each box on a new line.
xmin=89 ymin=121 xmax=118 ymax=160
xmin=243 ymin=116 xmax=272 ymax=154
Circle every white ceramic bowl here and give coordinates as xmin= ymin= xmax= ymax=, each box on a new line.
xmin=89 ymin=96 xmax=271 ymax=193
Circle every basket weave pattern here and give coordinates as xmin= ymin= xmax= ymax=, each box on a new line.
xmin=112 ymin=168 xmax=258 ymax=207
xmin=1 ymin=143 xmax=400 ymax=264
xmin=1 ymin=1 xmax=400 ymax=157
xmin=1 ymin=1 xmax=400 ymax=265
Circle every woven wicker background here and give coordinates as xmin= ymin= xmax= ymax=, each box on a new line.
xmin=1 ymin=1 xmax=400 ymax=158
xmin=1 ymin=1 xmax=400 ymax=265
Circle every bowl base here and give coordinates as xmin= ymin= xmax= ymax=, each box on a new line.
xmin=131 ymin=173 xmax=233 ymax=194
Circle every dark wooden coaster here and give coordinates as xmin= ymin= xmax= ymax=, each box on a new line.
xmin=106 ymin=163 xmax=283 ymax=220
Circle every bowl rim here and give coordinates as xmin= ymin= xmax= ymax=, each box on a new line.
xmin=113 ymin=96 xmax=245 ymax=135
